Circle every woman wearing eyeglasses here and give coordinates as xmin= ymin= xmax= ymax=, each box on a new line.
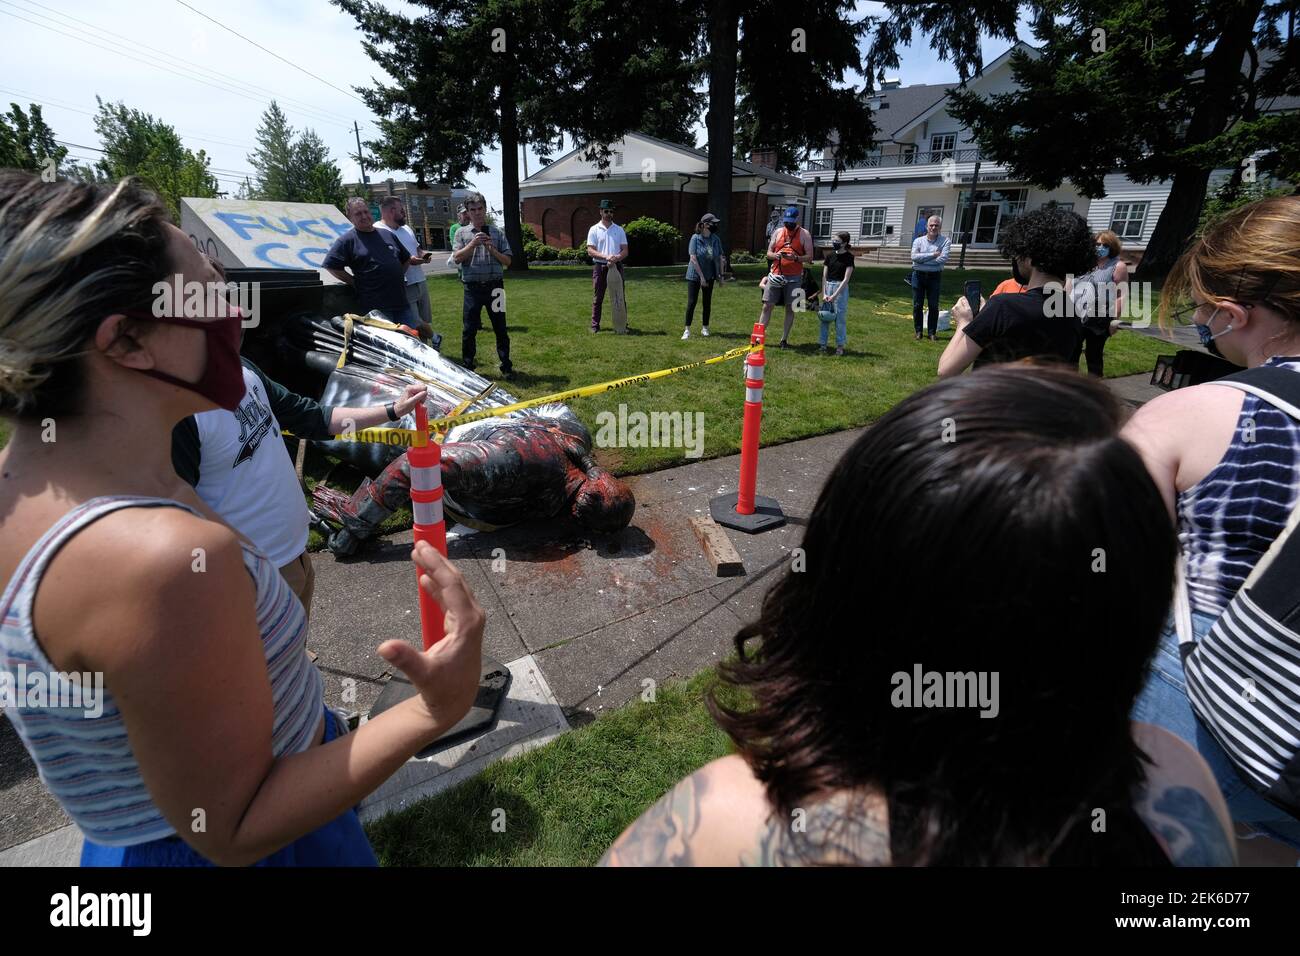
xmin=1122 ymin=195 xmax=1300 ymax=861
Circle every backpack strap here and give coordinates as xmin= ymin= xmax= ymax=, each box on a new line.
xmin=1214 ymin=365 xmax=1300 ymax=421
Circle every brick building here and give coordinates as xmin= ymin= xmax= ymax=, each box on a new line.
xmin=345 ymin=178 xmax=454 ymax=249
xmin=519 ymin=132 xmax=806 ymax=261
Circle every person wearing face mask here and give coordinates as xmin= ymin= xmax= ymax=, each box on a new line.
xmin=1066 ymin=230 xmax=1128 ymax=377
xmin=1122 ymin=196 xmax=1300 ymax=863
xmin=0 ymin=172 xmax=486 ymax=866
xmin=818 ymin=231 xmax=855 ymax=355
xmin=375 ymin=196 xmax=435 ymax=338
xmin=937 ymin=206 xmax=1095 ymax=379
xmin=683 ymin=213 xmax=723 ymax=339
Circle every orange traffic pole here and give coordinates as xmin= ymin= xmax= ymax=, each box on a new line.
xmin=408 ymin=402 xmax=446 ymax=648
xmin=710 ymin=323 xmax=785 ymax=534
xmin=736 ymin=322 xmax=766 ymax=515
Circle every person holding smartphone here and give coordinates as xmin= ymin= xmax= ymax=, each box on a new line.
xmin=451 ymin=191 xmax=514 ymax=378
xmin=375 ymin=196 xmax=434 ymax=337
xmin=818 ymin=231 xmax=854 ymax=355
xmin=938 ymin=207 xmax=1094 ymax=378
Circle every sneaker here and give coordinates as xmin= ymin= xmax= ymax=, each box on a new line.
xmin=914 ymin=331 xmax=922 ymax=341
xmin=817 ymin=346 xmax=828 ymax=355
xmin=701 ymin=326 xmax=710 ymax=337
xmin=501 ymin=367 xmax=516 ymax=380
xmin=681 ymin=328 xmax=690 ymax=340
xmin=835 ymin=347 xmax=844 ymax=356
xmin=589 ymin=324 xmax=600 ymax=333
xmin=779 ymin=340 xmax=789 ymax=349
xmin=928 ymin=334 xmax=937 ymax=342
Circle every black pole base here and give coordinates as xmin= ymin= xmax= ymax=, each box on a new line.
xmin=368 ymin=654 xmax=511 ymax=759
xmin=709 ymin=493 xmax=786 ymax=534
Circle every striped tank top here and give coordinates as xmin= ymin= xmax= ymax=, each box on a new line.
xmin=1177 ymin=357 xmax=1300 ymax=617
xmin=1 ymin=496 xmax=324 ymax=846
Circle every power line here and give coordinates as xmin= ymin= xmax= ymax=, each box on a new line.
xmin=0 ymin=4 xmax=355 ymax=131
xmin=52 ymin=140 xmax=257 ymax=179
xmin=0 ymin=86 xmax=258 ymax=150
xmin=5 ymin=0 xmax=358 ymax=127
xmin=173 ymin=0 xmax=369 ymax=106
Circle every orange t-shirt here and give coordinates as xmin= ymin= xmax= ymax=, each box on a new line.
xmin=991 ymin=277 xmax=1027 ymax=296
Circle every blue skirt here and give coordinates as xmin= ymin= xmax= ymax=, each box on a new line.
xmin=81 ymin=705 xmax=378 ymax=867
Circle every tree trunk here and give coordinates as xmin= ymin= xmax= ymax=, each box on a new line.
xmin=499 ymin=71 xmax=528 ymax=272
xmin=1134 ymin=167 xmax=1213 ymax=279
xmin=1134 ymin=0 xmax=1264 ymax=280
xmin=706 ymin=1 xmax=739 ymax=255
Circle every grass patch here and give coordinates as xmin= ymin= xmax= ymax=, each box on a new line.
xmin=1 ymin=265 xmax=1173 ymax=549
xmin=365 ymin=669 xmax=736 ymax=866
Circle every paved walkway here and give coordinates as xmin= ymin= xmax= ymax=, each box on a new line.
xmin=0 ymin=369 xmax=1176 ymax=864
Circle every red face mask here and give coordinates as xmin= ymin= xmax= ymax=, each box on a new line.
xmin=121 ymin=309 xmax=247 ymax=411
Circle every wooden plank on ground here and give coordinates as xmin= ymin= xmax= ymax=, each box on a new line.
xmin=689 ymin=516 xmax=745 ymax=577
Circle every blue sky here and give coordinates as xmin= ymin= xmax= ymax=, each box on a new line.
xmin=3 ymin=0 xmax=1032 ymax=215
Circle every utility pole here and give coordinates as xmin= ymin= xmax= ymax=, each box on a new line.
xmin=354 ymin=120 xmax=369 ymax=195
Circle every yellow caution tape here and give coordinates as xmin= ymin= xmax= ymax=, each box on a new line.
xmin=324 ymin=342 xmax=762 ymax=445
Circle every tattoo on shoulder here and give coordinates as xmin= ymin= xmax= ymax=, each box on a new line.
xmin=741 ymin=794 xmax=891 ymax=867
xmin=1135 ymin=784 xmax=1234 ymax=866
xmin=599 ymin=773 xmax=708 ymax=867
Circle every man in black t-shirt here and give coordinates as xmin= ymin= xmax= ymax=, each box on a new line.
xmin=937 ymin=207 xmax=1095 ymax=379
xmin=322 ymin=198 xmax=419 ymax=328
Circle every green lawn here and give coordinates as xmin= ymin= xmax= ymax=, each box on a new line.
xmin=365 ymin=668 xmax=736 ymax=866
xmin=0 ymin=264 xmax=1174 ymax=550
xmin=411 ymin=263 xmax=1170 ymax=477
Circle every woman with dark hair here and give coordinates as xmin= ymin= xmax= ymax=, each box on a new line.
xmin=682 ymin=213 xmax=723 ymax=339
xmin=938 ymin=206 xmax=1096 ymax=378
xmin=0 ymin=171 xmax=485 ymax=866
xmin=602 ymin=365 xmax=1235 ymax=866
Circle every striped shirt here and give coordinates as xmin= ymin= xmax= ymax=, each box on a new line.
xmin=1178 ymin=357 xmax=1300 ymax=617
xmin=1 ymin=496 xmax=322 ymax=846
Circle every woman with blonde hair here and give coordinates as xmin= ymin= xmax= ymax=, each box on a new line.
xmin=1123 ymin=195 xmax=1300 ymax=859
xmin=0 ymin=171 xmax=485 ymax=866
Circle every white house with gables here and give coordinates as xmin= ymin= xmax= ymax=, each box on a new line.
xmin=803 ymin=42 xmax=1180 ymax=264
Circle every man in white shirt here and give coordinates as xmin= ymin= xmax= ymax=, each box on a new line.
xmin=586 ymin=199 xmax=629 ymax=332
xmin=172 ymin=358 xmax=426 ymax=618
xmin=375 ymin=196 xmax=434 ymax=338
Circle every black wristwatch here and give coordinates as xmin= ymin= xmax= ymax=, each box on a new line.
xmin=385 ymin=401 xmax=398 ymax=422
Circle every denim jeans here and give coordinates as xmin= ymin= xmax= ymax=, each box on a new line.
xmin=462 ymin=279 xmax=511 ymax=371
xmin=819 ymin=280 xmax=848 ymax=348
xmin=912 ymin=269 xmax=942 ymax=334
xmin=1132 ymin=609 xmax=1300 ymax=849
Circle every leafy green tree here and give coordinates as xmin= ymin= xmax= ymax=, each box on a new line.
xmin=0 ymin=103 xmax=68 ymax=177
xmin=333 ymin=0 xmax=707 ymax=269
xmin=868 ymin=0 xmax=1300 ymax=277
xmin=90 ymin=98 xmax=219 ymax=219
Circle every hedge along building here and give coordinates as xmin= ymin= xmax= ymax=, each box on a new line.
xmin=519 ymin=132 xmax=806 ymax=261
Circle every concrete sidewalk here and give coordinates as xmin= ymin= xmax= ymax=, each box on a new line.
xmin=0 ymin=370 xmax=1168 ymax=864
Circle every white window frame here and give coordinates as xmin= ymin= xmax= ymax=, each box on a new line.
xmin=859 ymin=207 xmax=887 ymax=239
xmin=1042 ymin=201 xmax=1073 ymax=211
xmin=813 ymin=208 xmax=834 ymax=239
xmin=930 ymin=133 xmax=957 ymax=160
xmin=1110 ymin=201 xmax=1149 ymax=239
